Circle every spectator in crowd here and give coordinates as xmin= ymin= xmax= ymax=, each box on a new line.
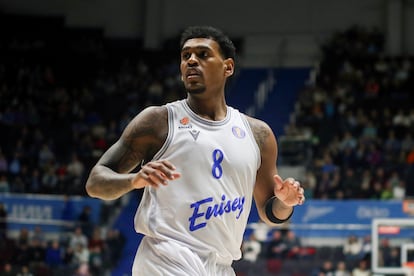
xmin=0 ymin=263 xmax=15 ymax=276
xmin=8 ymin=153 xmax=22 ymax=178
xmin=72 ymin=263 xmax=91 ymax=276
xmin=77 ymin=206 xmax=93 ymax=239
xmin=31 ymin=226 xmax=46 ymax=246
xmin=342 ymin=234 xmax=362 ymax=266
xmin=69 ymin=227 xmax=88 ymax=251
xmin=45 ymin=240 xmax=64 ymax=270
xmin=89 ymin=244 xmax=104 ymax=276
xmin=351 ymin=259 xmax=371 ymax=276
xmin=303 ymin=170 xmax=317 ymax=199
xmin=28 ymin=169 xmax=41 ymax=194
xmin=313 ymin=260 xmax=335 ymax=276
xmin=237 ymin=232 xmax=263 ymax=276
xmin=66 ymin=153 xmax=85 ymax=187
xmin=378 ymin=238 xmax=396 ymax=267
xmin=16 ymin=265 xmax=33 ymax=276
xmin=359 ymin=235 xmax=371 ymax=261
xmin=383 ymin=247 xmax=400 ymax=267
xmin=267 ymin=230 xmax=287 ymax=259
xmin=334 ymin=261 xmax=351 ymax=276
xmin=87 ymin=228 xmax=104 ymax=252
xmin=342 ymin=168 xmax=360 ymax=199
xmin=72 ymin=243 xmax=90 ymax=270
xmin=241 ymin=232 xmax=262 ymax=263
xmin=0 ymin=175 xmax=10 ymax=193
xmin=392 ymin=179 xmax=406 ymax=199
xmin=14 ymin=242 xmax=31 ymax=267
xmin=250 ymin=219 xmax=272 ymax=250
xmin=104 ymin=228 xmax=125 ymax=269
xmin=28 ymin=238 xmax=46 ymax=271
xmin=63 ymin=246 xmax=75 ymax=269
xmin=41 ymin=166 xmax=58 ymax=194
xmin=284 ymin=230 xmax=304 ymax=259
xmin=17 ymin=227 xmax=30 ymax=247
xmin=37 ymin=143 xmax=55 ymax=169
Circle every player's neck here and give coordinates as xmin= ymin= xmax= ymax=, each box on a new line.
xmin=185 ymin=97 xmax=227 ymax=121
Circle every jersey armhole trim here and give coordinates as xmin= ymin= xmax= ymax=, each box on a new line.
xmin=240 ymin=114 xmax=261 ymax=169
xmin=152 ymin=105 xmax=174 ymax=161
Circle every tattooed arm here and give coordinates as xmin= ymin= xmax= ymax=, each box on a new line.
xmin=246 ymin=116 xmax=304 ymax=225
xmin=86 ymin=106 xmax=180 ymax=200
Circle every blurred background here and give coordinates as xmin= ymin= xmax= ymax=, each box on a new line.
xmin=0 ymin=0 xmax=414 ymax=275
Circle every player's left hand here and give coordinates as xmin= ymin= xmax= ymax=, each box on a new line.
xmin=273 ymin=175 xmax=305 ymax=206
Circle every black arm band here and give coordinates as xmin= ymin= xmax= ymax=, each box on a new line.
xmin=265 ymin=196 xmax=294 ymax=224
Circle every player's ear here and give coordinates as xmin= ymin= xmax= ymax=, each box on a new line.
xmin=224 ymin=58 xmax=234 ymax=77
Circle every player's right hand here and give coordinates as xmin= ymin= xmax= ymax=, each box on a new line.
xmin=132 ymin=160 xmax=181 ymax=189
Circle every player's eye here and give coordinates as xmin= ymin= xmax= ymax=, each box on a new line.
xmin=198 ymin=51 xmax=209 ymax=59
xmin=182 ymin=52 xmax=191 ymax=60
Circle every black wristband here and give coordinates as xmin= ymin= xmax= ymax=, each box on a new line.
xmin=265 ymin=196 xmax=294 ymax=224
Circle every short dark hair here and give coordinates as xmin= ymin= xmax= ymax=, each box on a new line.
xmin=180 ymin=26 xmax=236 ymax=60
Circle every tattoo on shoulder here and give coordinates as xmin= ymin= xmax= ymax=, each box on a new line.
xmin=124 ymin=107 xmax=167 ymax=140
xmin=122 ymin=107 xmax=167 ymax=159
xmin=249 ymin=119 xmax=270 ymax=150
xmin=124 ymin=117 xmax=155 ymax=142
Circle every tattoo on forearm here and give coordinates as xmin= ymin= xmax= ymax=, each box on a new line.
xmin=115 ymin=142 xmax=144 ymax=173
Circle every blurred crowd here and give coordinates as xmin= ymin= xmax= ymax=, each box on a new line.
xmin=0 ymin=219 xmax=126 ymax=276
xmin=235 ymin=25 xmax=414 ymax=276
xmin=0 ymin=14 xmax=183 ymax=275
xmin=0 ymin=15 xmax=185 ymax=197
xmin=284 ymin=25 xmax=414 ymax=200
xmin=236 ymin=222 xmax=404 ymax=276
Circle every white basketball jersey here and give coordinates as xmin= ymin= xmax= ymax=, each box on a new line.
xmin=134 ymin=99 xmax=261 ymax=263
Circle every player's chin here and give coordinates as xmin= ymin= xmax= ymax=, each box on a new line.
xmin=185 ymin=85 xmax=206 ymax=94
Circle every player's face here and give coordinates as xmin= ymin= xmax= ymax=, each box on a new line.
xmin=180 ymin=38 xmax=233 ymax=94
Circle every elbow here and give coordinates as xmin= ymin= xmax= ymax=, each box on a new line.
xmin=85 ymin=169 xmax=101 ymax=199
xmin=85 ymin=178 xmax=98 ymax=198
xmin=85 ymin=170 xmax=119 ymax=201
xmin=85 ymin=178 xmax=109 ymax=200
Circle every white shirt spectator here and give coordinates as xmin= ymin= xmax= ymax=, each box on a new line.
xmin=242 ymin=233 xmax=262 ymax=262
xmin=69 ymin=227 xmax=88 ymax=250
xmin=249 ymin=220 xmax=271 ymax=242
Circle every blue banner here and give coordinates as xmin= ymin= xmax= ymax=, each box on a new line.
xmin=0 ymin=193 xmax=102 ymax=232
xmin=291 ymin=200 xmax=408 ymax=224
xmin=247 ymin=199 xmax=410 ymax=238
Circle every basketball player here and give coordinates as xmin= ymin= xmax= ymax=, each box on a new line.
xmin=86 ymin=26 xmax=305 ymax=276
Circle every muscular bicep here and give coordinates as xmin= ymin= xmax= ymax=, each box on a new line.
xmin=97 ymin=106 xmax=168 ymax=173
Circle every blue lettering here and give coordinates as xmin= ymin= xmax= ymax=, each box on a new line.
xmin=236 ymin=197 xmax=245 ymax=218
xmin=188 ymin=194 xmax=245 ymax=232
xmin=189 ymin=197 xmax=213 ymax=231
xmin=224 ymin=198 xmax=231 ymax=213
xmin=232 ymin=198 xmax=239 ymax=212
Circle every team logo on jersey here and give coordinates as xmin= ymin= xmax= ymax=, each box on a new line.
xmin=180 ymin=116 xmax=190 ymax=125
xmin=232 ymin=126 xmax=245 ymax=138
xmin=188 ymin=194 xmax=245 ymax=232
xmin=179 ymin=116 xmax=192 ymax=129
